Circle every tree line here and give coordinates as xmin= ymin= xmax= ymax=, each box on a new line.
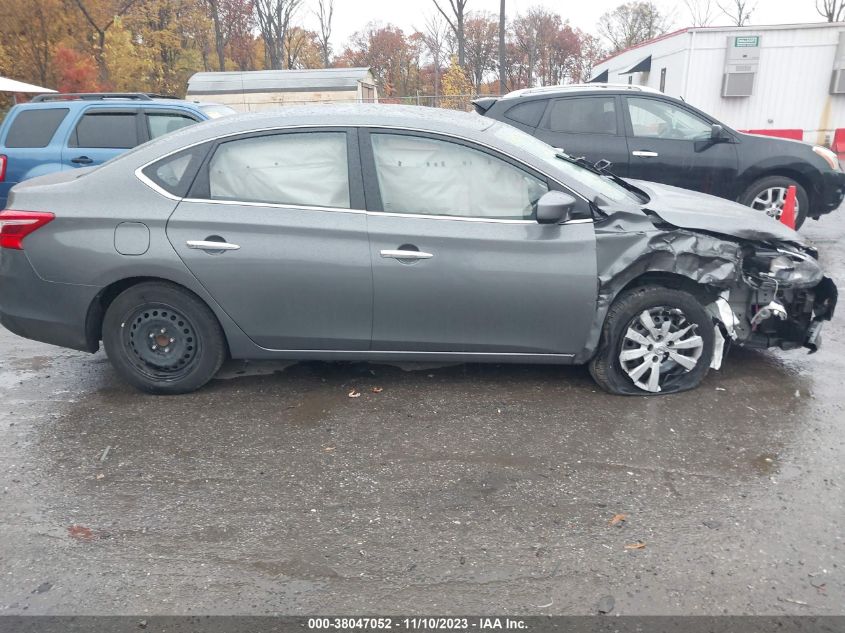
xmin=0 ymin=0 xmax=834 ymax=108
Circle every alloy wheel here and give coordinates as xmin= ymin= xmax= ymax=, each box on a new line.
xmin=750 ymin=186 xmax=799 ymax=220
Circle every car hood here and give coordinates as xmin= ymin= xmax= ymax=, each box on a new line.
xmin=628 ymin=179 xmax=804 ymax=245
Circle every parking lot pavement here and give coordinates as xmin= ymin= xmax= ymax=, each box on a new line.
xmin=0 ymin=218 xmax=844 ymax=617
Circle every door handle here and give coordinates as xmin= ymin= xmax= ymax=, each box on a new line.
xmin=380 ymin=249 xmax=433 ymax=260
xmin=186 ymin=240 xmax=240 ymax=251
xmin=70 ymin=156 xmax=93 ymax=165
xmin=632 ymin=150 xmax=659 ymax=157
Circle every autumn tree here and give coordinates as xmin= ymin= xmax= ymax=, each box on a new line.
xmin=597 ymin=1 xmax=670 ymax=53
xmin=420 ymin=13 xmax=449 ymax=99
xmin=463 ymin=12 xmax=498 ymax=91
xmin=432 ymin=0 xmax=470 ymax=67
xmin=716 ymin=0 xmax=754 ymax=26
xmin=340 ymin=23 xmax=419 ymax=97
xmin=53 ymin=46 xmax=101 ymax=92
xmin=315 ymin=0 xmax=334 ymax=67
xmin=441 ymin=55 xmax=472 ymax=109
xmin=0 ymin=0 xmax=73 ymax=87
xmin=569 ymin=30 xmax=604 ymax=83
xmin=285 ymin=27 xmax=322 ymax=69
xmin=254 ymin=0 xmax=303 ymax=69
xmin=71 ymin=0 xmax=144 ymax=82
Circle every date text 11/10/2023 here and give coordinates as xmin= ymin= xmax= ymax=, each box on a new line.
xmin=307 ymin=617 xmax=528 ymax=630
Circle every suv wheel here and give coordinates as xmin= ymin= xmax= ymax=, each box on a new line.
xmin=589 ymin=286 xmax=714 ymax=395
xmin=739 ymin=176 xmax=808 ymax=229
xmin=102 ymin=282 xmax=227 ymax=394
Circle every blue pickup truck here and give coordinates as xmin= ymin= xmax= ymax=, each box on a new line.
xmin=0 ymin=93 xmax=235 ymax=208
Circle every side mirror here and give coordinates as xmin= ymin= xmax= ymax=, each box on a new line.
xmin=537 ymin=191 xmax=577 ymax=224
xmin=710 ymin=124 xmax=725 ymax=140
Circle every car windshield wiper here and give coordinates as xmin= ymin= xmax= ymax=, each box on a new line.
xmin=554 ymin=152 xmax=649 ymax=204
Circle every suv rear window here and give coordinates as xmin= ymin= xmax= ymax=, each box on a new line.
xmin=505 ymin=101 xmax=546 ymax=127
xmin=71 ymin=112 xmax=139 ymax=149
xmin=4 ymin=108 xmax=69 ymax=148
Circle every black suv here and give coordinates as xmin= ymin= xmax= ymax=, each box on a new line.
xmin=474 ymin=85 xmax=845 ymax=228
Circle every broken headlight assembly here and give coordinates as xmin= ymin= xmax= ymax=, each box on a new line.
xmin=743 ymin=246 xmax=823 ymax=289
xmin=738 ymin=243 xmax=836 ymax=353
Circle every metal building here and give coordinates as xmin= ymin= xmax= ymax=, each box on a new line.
xmin=589 ymin=22 xmax=845 ymax=147
xmin=186 ymin=68 xmax=378 ymax=112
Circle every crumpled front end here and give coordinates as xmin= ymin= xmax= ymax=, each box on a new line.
xmin=725 ymin=244 xmax=837 ymax=353
xmin=582 ymin=209 xmax=838 ymax=371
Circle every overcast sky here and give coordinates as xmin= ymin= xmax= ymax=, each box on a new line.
xmin=313 ymin=0 xmax=825 ymax=50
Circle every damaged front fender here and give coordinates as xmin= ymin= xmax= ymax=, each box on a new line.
xmin=575 ymin=212 xmax=744 ymax=363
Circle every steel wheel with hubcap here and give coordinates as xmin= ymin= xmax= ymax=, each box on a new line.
xmin=589 ymin=286 xmax=715 ymax=396
xmin=619 ymin=307 xmax=704 ymax=393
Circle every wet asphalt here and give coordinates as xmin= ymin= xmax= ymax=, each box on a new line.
xmin=0 ymin=216 xmax=844 ymax=617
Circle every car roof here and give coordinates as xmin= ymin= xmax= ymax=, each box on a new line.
xmin=501 ymin=83 xmax=663 ymax=100
xmin=13 ymin=96 xmax=208 ymax=110
xmin=100 ymin=104 xmax=501 ymax=171
xmin=133 ymin=104 xmax=493 ymax=149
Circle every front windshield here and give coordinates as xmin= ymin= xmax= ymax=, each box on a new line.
xmin=491 ymin=122 xmax=643 ymax=206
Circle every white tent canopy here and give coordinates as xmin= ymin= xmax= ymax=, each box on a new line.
xmin=0 ymin=76 xmax=55 ymax=93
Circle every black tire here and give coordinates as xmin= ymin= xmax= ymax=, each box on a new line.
xmin=738 ymin=175 xmax=809 ymax=229
xmin=102 ymin=281 xmax=226 ymax=394
xmin=588 ymin=286 xmax=714 ymax=396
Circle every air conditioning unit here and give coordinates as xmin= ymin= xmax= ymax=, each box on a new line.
xmin=831 ymin=32 xmax=845 ymax=94
xmin=831 ymin=69 xmax=845 ymax=94
xmin=723 ymin=72 xmax=755 ymax=97
xmin=722 ymin=35 xmax=760 ymax=97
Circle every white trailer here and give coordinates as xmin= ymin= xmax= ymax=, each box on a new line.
xmin=186 ymin=68 xmax=378 ymax=113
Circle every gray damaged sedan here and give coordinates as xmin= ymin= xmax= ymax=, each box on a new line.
xmin=0 ymin=105 xmax=837 ymax=395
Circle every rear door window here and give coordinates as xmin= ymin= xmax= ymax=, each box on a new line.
xmin=142 ymin=143 xmax=210 ymax=198
xmin=146 ymin=112 xmax=198 ymax=139
xmin=70 ymin=111 xmax=139 ymax=149
xmin=206 ymin=132 xmax=350 ymax=208
xmin=547 ymin=97 xmax=618 ymax=135
xmin=4 ymin=108 xmax=69 ymax=148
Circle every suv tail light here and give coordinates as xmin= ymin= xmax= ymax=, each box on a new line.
xmin=0 ymin=155 xmax=6 ymax=182
xmin=0 ymin=210 xmax=55 ymax=250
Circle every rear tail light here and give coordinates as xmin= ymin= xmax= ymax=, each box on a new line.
xmin=0 ymin=210 xmax=55 ymax=250
xmin=0 ymin=155 xmax=6 ymax=182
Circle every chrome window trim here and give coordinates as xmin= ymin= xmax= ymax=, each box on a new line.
xmin=133 ymin=122 xmax=595 ymax=222
xmin=180 ymin=197 xmax=367 ymax=215
xmin=173 ymin=200 xmax=591 ymax=225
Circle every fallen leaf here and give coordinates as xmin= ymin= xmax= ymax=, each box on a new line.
xmin=609 ymin=513 xmax=627 ymax=526
xmin=371 ymin=386 xmax=384 ymax=393
xmin=323 ymin=447 xmax=335 ymax=452
xmin=95 ymin=473 xmax=105 ymax=480
xmin=625 ymin=541 xmax=646 ymax=550
xmin=67 ymin=525 xmax=96 ymax=541
xmin=348 ymin=389 xmax=361 ymax=398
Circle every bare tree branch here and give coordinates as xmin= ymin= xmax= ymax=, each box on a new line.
xmin=716 ymin=0 xmax=754 ymax=26
xmin=432 ymin=0 xmax=469 ymax=66
xmin=315 ymin=0 xmax=333 ymax=67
